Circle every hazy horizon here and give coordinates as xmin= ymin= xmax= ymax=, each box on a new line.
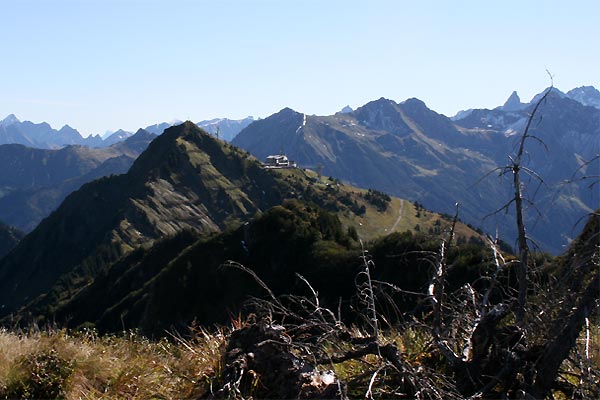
xmin=2 ymin=0 xmax=599 ymax=136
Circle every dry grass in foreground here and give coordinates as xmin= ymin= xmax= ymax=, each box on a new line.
xmin=0 ymin=320 xmax=597 ymax=399
xmin=0 ymin=326 xmax=225 ymax=400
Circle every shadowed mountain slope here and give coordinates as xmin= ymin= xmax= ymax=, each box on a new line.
xmin=0 ymin=121 xmax=483 ymax=329
xmin=40 ymin=199 xmax=486 ymax=335
xmin=234 ymin=93 xmax=600 ymax=253
xmin=0 ymin=129 xmax=156 ymax=232
xmin=0 ymin=122 xmax=290 ymax=315
xmin=0 ymin=222 xmax=23 ymax=259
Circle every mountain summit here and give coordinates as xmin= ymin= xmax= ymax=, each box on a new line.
xmin=566 ymin=85 xmax=600 ymax=109
xmin=500 ymin=91 xmax=526 ymax=111
xmin=0 ymin=119 xmax=457 ymax=328
xmin=0 ymin=114 xmax=20 ymax=127
xmin=0 ymin=122 xmax=303 ymax=316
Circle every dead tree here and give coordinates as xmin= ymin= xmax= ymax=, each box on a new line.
xmin=487 ymin=83 xmax=553 ymax=323
xmin=205 ymin=207 xmax=598 ymax=399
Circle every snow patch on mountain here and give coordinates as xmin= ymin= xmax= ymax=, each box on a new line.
xmin=503 ymin=117 xmax=527 ymax=137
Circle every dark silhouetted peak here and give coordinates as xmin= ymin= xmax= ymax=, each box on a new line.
xmin=153 ymin=120 xmax=199 ymax=140
xmin=119 ymin=128 xmax=156 ymax=149
xmin=182 ymin=120 xmax=199 ymax=130
xmin=501 ymin=91 xmax=526 ymax=111
xmin=339 ymin=105 xmax=353 ymax=114
xmin=566 ymin=86 xmax=600 ymax=109
xmin=128 ymin=121 xmax=210 ymax=175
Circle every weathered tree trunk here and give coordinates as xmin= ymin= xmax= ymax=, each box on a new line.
xmin=205 ymin=320 xmax=342 ymax=399
xmin=513 ymin=166 xmax=529 ymax=324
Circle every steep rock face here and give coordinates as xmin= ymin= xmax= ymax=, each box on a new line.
xmin=0 ymin=122 xmax=294 ymax=316
xmin=500 ymin=91 xmax=526 ymax=111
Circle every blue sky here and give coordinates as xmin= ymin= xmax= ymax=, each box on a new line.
xmin=1 ymin=0 xmax=599 ymax=136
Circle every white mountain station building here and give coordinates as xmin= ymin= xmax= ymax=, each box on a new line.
xmin=263 ymin=154 xmax=297 ymax=168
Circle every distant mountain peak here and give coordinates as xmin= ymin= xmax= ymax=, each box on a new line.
xmin=102 ymin=129 xmax=134 ymax=146
xmin=279 ymin=107 xmax=301 ymax=114
xmin=339 ymin=105 xmax=353 ymax=114
xmin=501 ymin=91 xmax=526 ymax=111
xmin=566 ymin=85 xmax=600 ymax=109
xmin=400 ymin=97 xmax=428 ymax=109
xmin=0 ymin=114 xmax=20 ymax=127
xmin=530 ymin=87 xmax=566 ymax=104
xmin=568 ymin=85 xmax=598 ymax=94
xmin=196 ymin=116 xmax=255 ymax=142
xmin=133 ymin=127 xmax=152 ymax=136
xmin=451 ymin=109 xmax=474 ymax=121
xmin=360 ymin=97 xmax=397 ymax=113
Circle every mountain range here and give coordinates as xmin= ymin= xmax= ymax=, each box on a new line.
xmin=0 ymin=88 xmax=596 ymax=398
xmin=0 ymin=122 xmax=482 ymax=331
xmin=233 ymin=87 xmax=600 ymax=254
xmin=1 ymin=85 xmax=597 ymax=254
xmin=0 ymin=115 xmax=252 ymax=233
xmin=0 ymin=114 xmax=255 ymax=150
xmin=0 ymin=114 xmax=106 ymax=149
